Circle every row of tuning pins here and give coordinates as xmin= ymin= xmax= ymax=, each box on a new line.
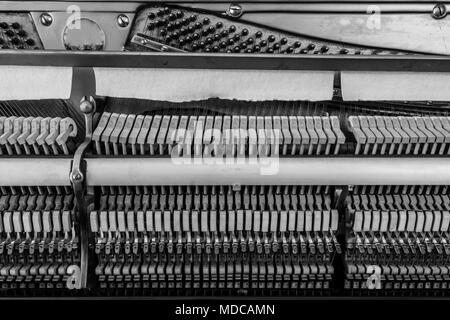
xmin=0 ymin=20 xmax=38 ymax=49
xmin=142 ymin=6 xmax=396 ymax=55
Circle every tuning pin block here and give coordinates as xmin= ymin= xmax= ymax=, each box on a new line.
xmin=128 ymin=5 xmax=403 ymax=55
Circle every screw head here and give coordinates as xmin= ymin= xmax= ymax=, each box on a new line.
xmin=80 ymin=99 xmax=94 ymax=114
xmin=228 ymin=4 xmax=243 ymax=18
xmin=72 ymin=173 xmax=82 ymax=181
xmin=40 ymin=13 xmax=53 ymax=27
xmin=117 ymin=14 xmax=130 ymax=28
xmin=432 ymin=3 xmax=447 ymax=19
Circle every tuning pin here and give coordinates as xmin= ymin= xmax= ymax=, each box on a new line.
xmin=156 ymin=9 xmax=165 ymax=17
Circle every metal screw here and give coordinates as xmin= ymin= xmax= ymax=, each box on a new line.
xmin=40 ymin=13 xmax=53 ymax=26
xmin=227 ymin=4 xmax=243 ymax=18
xmin=72 ymin=173 xmax=82 ymax=181
xmin=117 ymin=14 xmax=130 ymax=27
xmin=80 ymin=99 xmax=94 ymax=114
xmin=432 ymin=3 xmax=447 ymax=19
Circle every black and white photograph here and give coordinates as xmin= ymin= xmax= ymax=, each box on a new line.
xmin=0 ymin=0 xmax=449 ymax=317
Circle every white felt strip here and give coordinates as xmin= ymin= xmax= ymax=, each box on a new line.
xmin=0 ymin=66 xmax=72 ymax=100
xmin=94 ymin=68 xmax=334 ymax=102
xmin=342 ymin=71 xmax=450 ymax=101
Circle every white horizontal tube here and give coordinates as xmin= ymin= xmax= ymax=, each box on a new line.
xmin=85 ymin=157 xmax=450 ymax=186
xmin=0 ymin=158 xmax=72 ymax=186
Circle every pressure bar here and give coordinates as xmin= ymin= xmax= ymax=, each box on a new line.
xmin=2 ymin=51 xmax=450 ymax=72
xmin=85 ymin=157 xmax=450 ymax=186
xmin=0 ymin=1 xmax=442 ymax=12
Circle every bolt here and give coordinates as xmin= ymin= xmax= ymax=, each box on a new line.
xmin=72 ymin=173 xmax=82 ymax=181
xmin=432 ymin=3 xmax=447 ymax=19
xmin=227 ymin=4 xmax=243 ymax=18
xmin=117 ymin=14 xmax=130 ymax=27
xmin=80 ymin=99 xmax=94 ymax=114
xmin=40 ymin=13 xmax=53 ymax=26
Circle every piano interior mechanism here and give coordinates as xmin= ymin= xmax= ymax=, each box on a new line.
xmin=1 ymin=0 xmax=450 ymax=299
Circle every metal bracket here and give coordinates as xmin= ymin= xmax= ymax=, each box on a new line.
xmin=226 ymin=3 xmax=243 ymax=18
xmin=70 ymin=96 xmax=96 ymax=289
xmin=432 ymin=3 xmax=447 ymax=19
xmin=130 ymin=34 xmax=186 ymax=52
xmin=71 ymin=96 xmax=95 ymax=186
xmin=334 ymin=186 xmax=349 ymax=233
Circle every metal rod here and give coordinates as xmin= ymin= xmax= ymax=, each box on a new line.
xmin=0 ymin=158 xmax=72 ymax=186
xmin=85 ymin=157 xmax=450 ymax=186
xmin=1 ymin=51 xmax=450 ymax=72
xmin=70 ymin=97 xmax=96 ymax=290
xmin=2 ymin=0 xmax=444 ymax=2
xmin=0 ymin=1 xmax=442 ymax=12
